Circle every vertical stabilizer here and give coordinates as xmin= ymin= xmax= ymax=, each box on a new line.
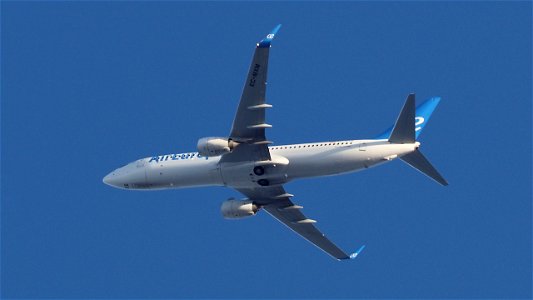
xmin=375 ymin=96 xmax=441 ymax=140
xmin=389 ymin=94 xmax=415 ymax=144
xmin=387 ymin=94 xmax=448 ymax=186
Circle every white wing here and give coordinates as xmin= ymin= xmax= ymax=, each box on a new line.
xmin=224 ymin=26 xmax=361 ymax=260
xmin=237 ymin=186 xmax=356 ymax=260
xmin=221 ymin=25 xmax=281 ymax=163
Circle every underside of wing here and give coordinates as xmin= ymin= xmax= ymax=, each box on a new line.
xmin=221 ymin=25 xmax=281 ymax=163
xmin=229 ymin=25 xmax=280 ymax=144
xmin=237 ymin=186 xmax=361 ymax=260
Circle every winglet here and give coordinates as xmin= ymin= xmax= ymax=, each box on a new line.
xmin=258 ymin=24 xmax=282 ymax=48
xmin=349 ymin=245 xmax=366 ymax=259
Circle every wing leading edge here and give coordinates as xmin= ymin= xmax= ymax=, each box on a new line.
xmin=237 ymin=186 xmax=362 ymax=260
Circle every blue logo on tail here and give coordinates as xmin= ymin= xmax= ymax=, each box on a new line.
xmin=375 ymin=97 xmax=441 ymax=140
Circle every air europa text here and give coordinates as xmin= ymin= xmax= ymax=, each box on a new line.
xmin=149 ymin=153 xmax=202 ymax=163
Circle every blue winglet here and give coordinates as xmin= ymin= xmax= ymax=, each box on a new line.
xmin=258 ymin=24 xmax=282 ymax=48
xmin=349 ymin=245 xmax=366 ymax=259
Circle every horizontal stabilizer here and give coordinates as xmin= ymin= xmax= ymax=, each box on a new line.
xmin=401 ymin=149 xmax=448 ymax=186
xmin=389 ymin=94 xmax=416 ymax=144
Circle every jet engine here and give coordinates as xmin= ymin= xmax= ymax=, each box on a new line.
xmin=221 ymin=198 xmax=259 ymax=219
xmin=197 ymin=137 xmax=237 ymax=157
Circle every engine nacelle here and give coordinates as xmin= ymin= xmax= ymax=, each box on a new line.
xmin=197 ymin=137 xmax=237 ymax=157
xmin=221 ymin=199 xmax=259 ymax=219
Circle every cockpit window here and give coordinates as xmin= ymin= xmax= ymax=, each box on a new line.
xmin=136 ymin=159 xmax=146 ymax=168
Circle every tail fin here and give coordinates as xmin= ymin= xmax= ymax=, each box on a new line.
xmin=375 ymin=96 xmax=441 ymax=140
xmin=400 ymin=149 xmax=449 ymax=186
xmin=387 ymin=93 xmax=449 ymax=186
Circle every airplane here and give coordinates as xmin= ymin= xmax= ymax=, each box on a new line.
xmin=103 ymin=24 xmax=448 ymax=260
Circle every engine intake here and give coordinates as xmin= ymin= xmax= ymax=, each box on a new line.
xmin=197 ymin=137 xmax=237 ymax=157
xmin=221 ymin=199 xmax=259 ymax=219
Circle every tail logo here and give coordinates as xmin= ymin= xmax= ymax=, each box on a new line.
xmin=415 ymin=116 xmax=425 ymax=132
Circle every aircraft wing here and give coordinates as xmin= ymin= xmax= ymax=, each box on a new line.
xmin=237 ymin=185 xmax=360 ymax=260
xmin=221 ymin=25 xmax=281 ymax=163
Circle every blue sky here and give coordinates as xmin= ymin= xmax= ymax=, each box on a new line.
xmin=2 ymin=2 xmax=531 ymax=299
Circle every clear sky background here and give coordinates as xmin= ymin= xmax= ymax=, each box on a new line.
xmin=2 ymin=2 xmax=531 ymax=299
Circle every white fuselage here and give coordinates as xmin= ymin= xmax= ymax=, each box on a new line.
xmin=103 ymin=139 xmax=419 ymax=190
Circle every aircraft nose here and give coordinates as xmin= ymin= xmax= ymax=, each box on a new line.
xmin=103 ymin=161 xmax=148 ymax=189
xmin=103 ymin=172 xmax=121 ymax=187
xmin=103 ymin=174 xmax=110 ymax=185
